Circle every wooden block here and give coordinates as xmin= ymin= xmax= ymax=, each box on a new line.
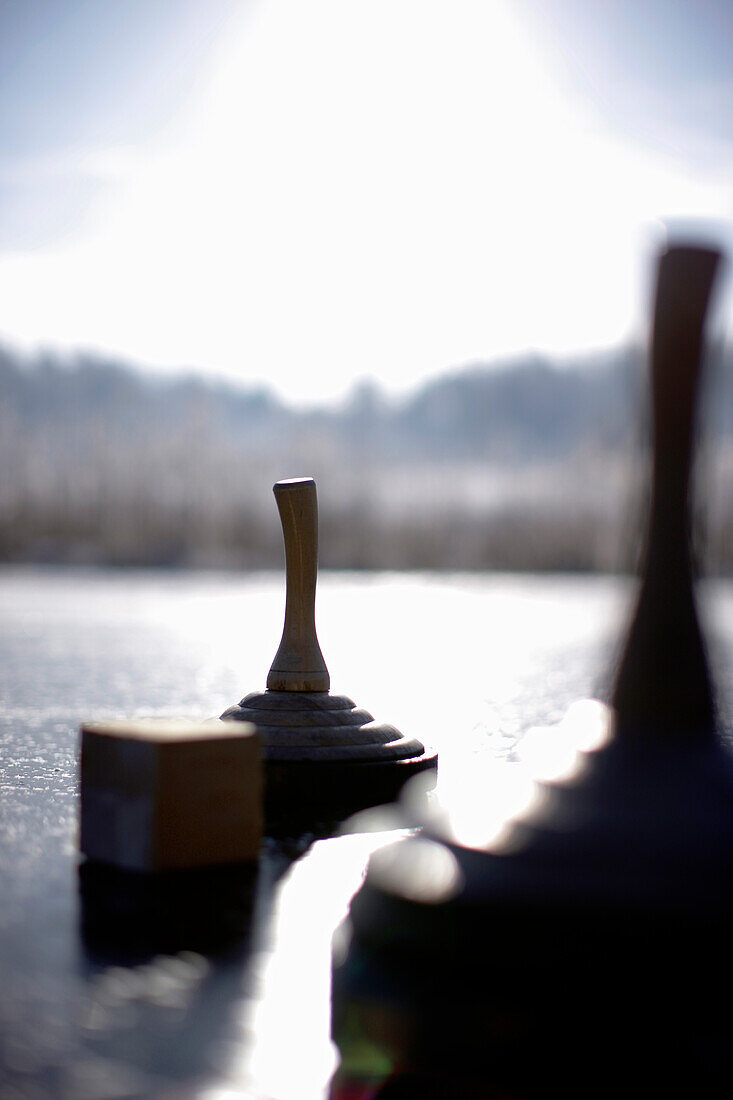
xmin=80 ymin=718 xmax=261 ymax=872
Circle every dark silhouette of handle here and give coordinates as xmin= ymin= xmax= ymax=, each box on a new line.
xmin=612 ymin=245 xmax=722 ymax=739
xmin=267 ymin=478 xmax=330 ymax=692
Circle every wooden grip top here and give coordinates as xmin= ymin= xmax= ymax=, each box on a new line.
xmin=612 ymin=244 xmax=722 ymax=739
xmin=267 ymin=477 xmax=330 ymax=692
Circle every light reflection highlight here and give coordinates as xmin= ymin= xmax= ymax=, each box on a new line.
xmin=415 ymin=757 xmax=540 ymax=850
xmin=369 ymin=837 xmax=464 ymax=905
xmin=205 ymin=830 xmax=410 ymax=1100
xmin=516 ymin=698 xmax=612 ymax=782
xmin=415 ymin=699 xmax=612 ymax=851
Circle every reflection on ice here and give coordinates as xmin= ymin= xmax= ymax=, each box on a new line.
xmin=369 ymin=838 xmax=464 ymax=905
xmin=414 ymin=759 xmax=538 ymax=850
xmin=516 ymin=698 xmax=612 ymax=781
xmin=412 ymin=699 xmax=613 ymax=851
xmin=208 ymin=831 xmax=409 ymax=1100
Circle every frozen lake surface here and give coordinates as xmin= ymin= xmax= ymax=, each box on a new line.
xmin=2 ymin=565 xmax=733 ymax=1096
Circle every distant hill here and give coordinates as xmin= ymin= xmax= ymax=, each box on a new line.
xmin=1 ymin=342 xmax=731 ymax=571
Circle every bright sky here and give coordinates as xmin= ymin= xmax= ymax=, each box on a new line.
xmin=0 ymin=0 xmax=731 ymax=403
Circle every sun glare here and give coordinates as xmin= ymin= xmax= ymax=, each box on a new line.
xmin=0 ymin=0 xmax=729 ymax=402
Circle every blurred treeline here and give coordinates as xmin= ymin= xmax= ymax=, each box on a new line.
xmin=2 ymin=343 xmax=732 ymax=573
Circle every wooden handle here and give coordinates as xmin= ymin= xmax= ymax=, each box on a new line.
xmin=267 ymin=478 xmax=330 ymax=692
xmin=649 ymin=246 xmax=721 ymax=542
xmin=612 ymin=244 xmax=722 ymax=738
